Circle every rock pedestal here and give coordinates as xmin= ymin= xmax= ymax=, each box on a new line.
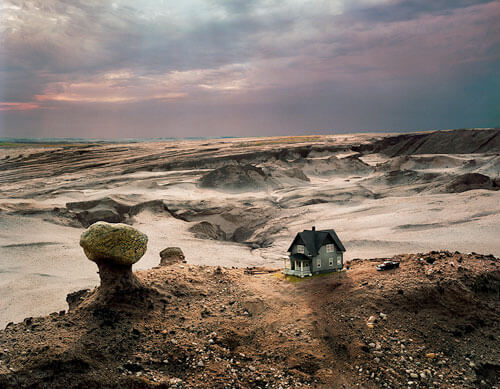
xmin=79 ymin=221 xmax=148 ymax=303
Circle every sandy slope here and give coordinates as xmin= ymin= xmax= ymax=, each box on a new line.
xmin=0 ymin=128 xmax=499 ymax=327
xmin=0 ymin=252 xmax=498 ymax=388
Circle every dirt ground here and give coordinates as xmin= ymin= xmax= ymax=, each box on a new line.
xmin=0 ymin=251 xmax=499 ymax=388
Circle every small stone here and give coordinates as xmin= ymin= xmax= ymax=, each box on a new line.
xmin=425 ymin=353 xmax=436 ymax=359
xmin=410 ymin=373 xmax=419 ymax=379
xmin=169 ymin=378 xmax=182 ymax=385
xmin=159 ymin=247 xmax=185 ymax=266
xmin=197 ymin=360 xmax=204 ymax=367
xmin=469 ymin=361 xmax=476 ymax=368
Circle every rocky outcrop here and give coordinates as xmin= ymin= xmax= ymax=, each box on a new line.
xmin=198 ymin=164 xmax=274 ymax=192
xmin=304 ymin=155 xmax=373 ymax=176
xmin=231 ymin=226 xmax=253 ymax=243
xmin=189 ymin=221 xmax=226 ymax=240
xmin=282 ymin=168 xmax=310 ymax=181
xmin=355 ymin=128 xmax=500 ymax=156
xmin=79 ymin=222 xmax=148 ymax=302
xmin=66 ymin=197 xmax=171 ymax=227
xmin=441 ymin=173 xmax=500 ymax=193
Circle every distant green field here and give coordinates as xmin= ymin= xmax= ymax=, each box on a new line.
xmin=0 ymin=141 xmax=89 ymax=148
xmin=0 ymin=142 xmax=28 ymax=148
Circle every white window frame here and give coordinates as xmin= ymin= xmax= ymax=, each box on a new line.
xmin=297 ymin=245 xmax=304 ymax=254
xmin=326 ymin=244 xmax=334 ymax=253
xmin=329 ymin=257 xmax=334 ymax=267
xmin=337 ymin=256 xmax=342 ymax=266
xmin=317 ymin=258 xmax=321 ymax=268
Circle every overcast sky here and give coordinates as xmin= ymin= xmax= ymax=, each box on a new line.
xmin=1 ymin=0 xmax=499 ymax=138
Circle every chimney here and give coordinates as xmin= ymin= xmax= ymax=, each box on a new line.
xmin=312 ymin=226 xmax=315 ymax=231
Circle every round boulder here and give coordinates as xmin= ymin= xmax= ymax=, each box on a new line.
xmin=80 ymin=221 xmax=148 ymax=266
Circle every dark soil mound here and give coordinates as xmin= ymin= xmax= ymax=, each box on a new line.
xmin=356 ymin=128 xmax=500 ymax=156
xmin=199 ymin=164 xmax=273 ymax=191
xmin=188 ymin=221 xmax=227 ymax=240
xmin=0 ymin=252 xmax=498 ymax=388
xmin=375 ymin=169 xmax=441 ymax=186
xmin=442 ymin=173 xmax=500 ymax=193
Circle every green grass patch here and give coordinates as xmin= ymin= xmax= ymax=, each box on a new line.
xmin=0 ymin=142 xmax=29 ymax=148
xmin=0 ymin=142 xmax=96 ymax=149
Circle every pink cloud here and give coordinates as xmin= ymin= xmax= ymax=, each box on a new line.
xmin=0 ymin=102 xmax=40 ymax=111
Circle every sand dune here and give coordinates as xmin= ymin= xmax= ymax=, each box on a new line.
xmin=0 ymin=128 xmax=499 ymax=326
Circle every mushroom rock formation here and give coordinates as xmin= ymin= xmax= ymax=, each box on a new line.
xmin=159 ymin=247 xmax=185 ymax=266
xmin=79 ymin=221 xmax=148 ymax=301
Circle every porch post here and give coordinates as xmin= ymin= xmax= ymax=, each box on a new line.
xmin=301 ymin=260 xmax=303 ymax=273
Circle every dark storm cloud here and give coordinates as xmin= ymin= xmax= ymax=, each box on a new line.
xmin=346 ymin=0 xmax=497 ymax=22
xmin=0 ymin=0 xmax=499 ymax=137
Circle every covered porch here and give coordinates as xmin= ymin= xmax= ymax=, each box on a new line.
xmin=283 ymin=253 xmax=312 ymax=278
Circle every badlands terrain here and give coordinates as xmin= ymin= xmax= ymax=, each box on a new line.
xmin=0 ymin=128 xmax=499 ymax=327
xmin=0 ymin=128 xmax=499 ymax=388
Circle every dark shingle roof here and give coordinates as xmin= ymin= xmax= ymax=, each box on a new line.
xmin=290 ymin=253 xmax=311 ymax=261
xmin=287 ymin=228 xmax=346 ymax=255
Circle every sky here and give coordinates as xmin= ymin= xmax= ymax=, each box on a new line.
xmin=0 ymin=0 xmax=499 ymax=139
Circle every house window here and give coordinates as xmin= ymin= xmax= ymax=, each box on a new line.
xmin=329 ymin=257 xmax=334 ymax=267
xmin=297 ymin=245 xmax=304 ymax=254
xmin=317 ymin=258 xmax=321 ymax=268
xmin=326 ymin=244 xmax=334 ymax=253
xmin=337 ymin=256 xmax=342 ymax=266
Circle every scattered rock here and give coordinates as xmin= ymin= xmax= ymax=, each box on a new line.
xmin=159 ymin=247 xmax=185 ymax=266
xmin=366 ymin=315 xmax=378 ymax=328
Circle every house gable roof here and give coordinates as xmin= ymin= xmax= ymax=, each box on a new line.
xmin=287 ymin=228 xmax=346 ymax=255
xmin=290 ymin=253 xmax=311 ymax=261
